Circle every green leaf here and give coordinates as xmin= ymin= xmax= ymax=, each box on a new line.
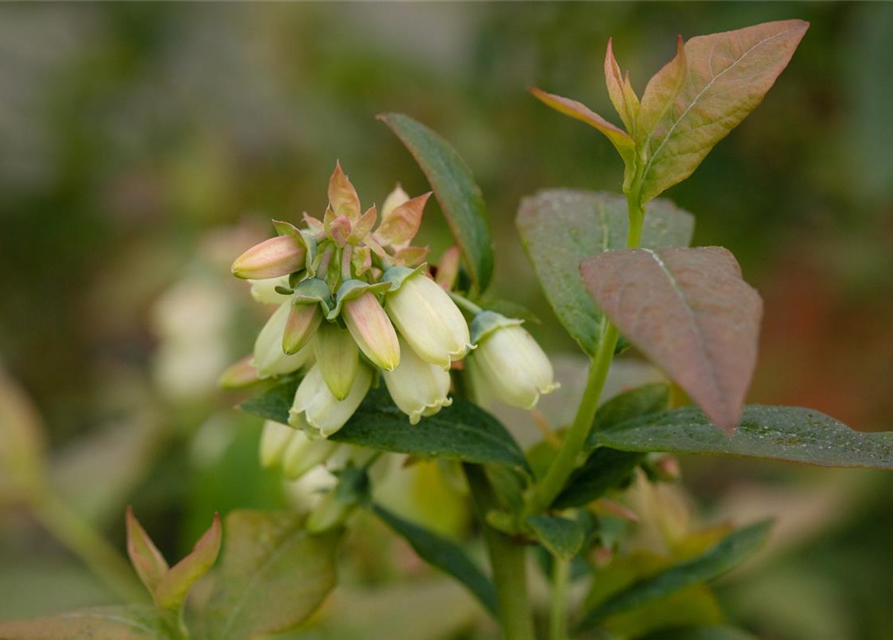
xmin=596 ymin=404 xmax=893 ymax=470
xmin=526 ymin=515 xmax=584 ymax=560
xmin=373 ymin=503 xmax=499 ymax=617
xmin=556 ymin=385 xmax=670 ymax=509
xmin=642 ymin=625 xmax=760 ymax=640
xmin=578 ymin=521 xmax=771 ymax=631
xmin=0 ymin=605 xmax=172 ymax=640
xmin=241 ymin=382 xmax=530 ymax=473
xmin=516 ymin=190 xmax=694 ymax=356
xmin=125 ymin=507 xmax=169 ymax=596
xmin=582 ymin=247 xmax=762 ymax=433
xmin=636 ymin=20 xmax=809 ymax=204
xmin=378 ymin=113 xmax=494 ymax=294
xmin=193 ymin=510 xmax=338 ymax=640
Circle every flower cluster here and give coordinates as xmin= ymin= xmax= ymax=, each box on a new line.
xmin=230 ymin=163 xmax=558 ymax=458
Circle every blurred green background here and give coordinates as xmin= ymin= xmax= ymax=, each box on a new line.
xmin=1 ymin=3 xmax=892 ymax=639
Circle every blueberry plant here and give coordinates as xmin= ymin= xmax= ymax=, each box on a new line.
xmin=7 ymin=18 xmax=893 ymax=640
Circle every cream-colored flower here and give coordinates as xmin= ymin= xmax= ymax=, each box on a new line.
xmin=384 ymin=337 xmax=452 ymax=424
xmin=473 ymin=323 xmax=558 ymax=409
xmin=289 ymin=363 xmax=371 ymax=437
xmin=249 ymin=275 xmax=291 ymax=305
xmin=385 ymin=272 xmax=470 ymax=369
xmin=281 ymin=424 xmax=340 ymax=480
xmin=314 ymin=322 xmax=359 ymax=400
xmin=253 ymin=302 xmax=314 ymax=378
xmin=259 ymin=420 xmax=294 ymax=468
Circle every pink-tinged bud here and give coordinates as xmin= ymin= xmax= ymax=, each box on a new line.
xmin=325 ymin=212 xmax=352 ymax=247
xmin=328 ymin=161 xmax=361 ymax=221
xmin=282 ymin=303 xmax=322 ymax=355
xmin=217 ymin=355 xmax=260 ymax=389
xmin=343 ymin=292 xmax=400 ymax=371
xmin=253 ymin=302 xmax=314 ymax=378
xmin=231 ymin=236 xmax=306 ymax=280
xmin=383 ymin=337 xmax=452 ymax=424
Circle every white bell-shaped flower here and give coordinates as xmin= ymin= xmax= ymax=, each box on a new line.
xmin=253 ymin=302 xmax=314 ymax=378
xmin=258 ymin=420 xmax=294 ymax=469
xmin=289 ymin=363 xmax=371 ymax=437
xmin=384 ymin=337 xmax=453 ymax=424
xmin=281 ymin=424 xmax=340 ymax=480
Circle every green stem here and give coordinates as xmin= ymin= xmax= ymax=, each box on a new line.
xmin=448 ymin=290 xmax=484 ymax=315
xmin=464 ymin=464 xmax=536 ymax=640
xmin=33 ymin=492 xmax=146 ymax=602
xmin=548 ymin=558 xmax=570 ymax=640
xmin=524 ymin=193 xmax=645 ymax=517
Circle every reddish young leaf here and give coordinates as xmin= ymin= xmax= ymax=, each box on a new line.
xmin=604 ymin=39 xmax=639 ymax=134
xmin=636 ymin=20 xmax=809 ymax=203
xmin=154 ymin=514 xmax=222 ymax=611
xmin=581 ymin=247 xmax=762 ymax=433
xmin=530 ymin=87 xmax=636 ymax=171
xmin=125 ymin=506 xmax=169 ymax=595
xmin=375 ymin=192 xmax=431 ymax=249
xmin=327 ymin=161 xmax=361 ymax=221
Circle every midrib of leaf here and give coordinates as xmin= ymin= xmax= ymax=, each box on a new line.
xmin=218 ymin=525 xmax=305 ymax=640
xmin=639 ymin=25 xmax=802 ymax=190
xmin=642 ymin=249 xmax=722 ymax=405
xmin=61 ymin=611 xmax=163 ymax=638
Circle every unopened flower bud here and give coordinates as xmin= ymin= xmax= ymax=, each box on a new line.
xmin=343 ymin=292 xmax=400 ymax=371
xmin=289 ymin=363 xmax=371 ymax=437
xmin=249 ymin=275 xmax=291 ymax=305
xmin=382 ymin=184 xmax=410 ymax=219
xmin=385 ymin=270 xmax=470 ymax=369
xmin=283 ymin=303 xmax=322 ymax=355
xmin=253 ymin=302 xmax=314 ymax=378
xmin=306 ymin=489 xmax=353 ymax=534
xmin=314 ymin=321 xmax=359 ymax=400
xmin=383 ymin=337 xmax=452 ymax=424
xmin=218 ymin=355 xmax=260 ymax=389
xmin=471 ymin=313 xmax=558 ymax=409
xmin=281 ymin=426 xmax=339 ymax=479
xmin=259 ymin=420 xmax=294 ymax=468
xmin=232 ymin=235 xmax=306 ymax=280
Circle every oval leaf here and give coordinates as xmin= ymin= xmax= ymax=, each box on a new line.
xmin=517 ymin=190 xmax=694 ymax=355
xmin=526 ymin=515 xmax=584 ymax=560
xmin=240 ymin=382 xmax=530 ymax=473
xmin=193 ymin=511 xmax=339 ymax=640
xmin=582 ymin=246 xmax=762 ymax=433
xmin=378 ymin=113 xmax=494 ymax=294
xmin=595 ymin=404 xmax=893 ymax=470
xmin=0 ymin=606 xmax=171 ymax=640
xmin=578 ymin=521 xmax=771 ymax=631
xmin=637 ymin=20 xmax=809 ymax=203
xmin=373 ymin=504 xmax=498 ymax=616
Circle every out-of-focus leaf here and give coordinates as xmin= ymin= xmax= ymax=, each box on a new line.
xmin=193 ymin=510 xmax=338 ymax=640
xmin=241 ymin=383 xmax=530 ymax=473
xmin=526 ymin=515 xmax=584 ymax=560
xmin=582 ymin=247 xmax=762 ymax=433
xmin=0 ymin=366 xmax=45 ymax=501
xmin=595 ymin=405 xmax=893 ymax=469
xmin=0 ymin=605 xmax=172 ymax=640
xmin=125 ymin=507 xmax=169 ymax=596
xmin=556 ymin=385 xmax=670 ymax=509
xmin=578 ymin=521 xmax=771 ymax=631
xmin=378 ymin=113 xmax=494 ymax=294
xmin=373 ymin=504 xmax=498 ymax=617
xmin=642 ymin=625 xmax=759 ymax=640
xmin=154 ymin=514 xmax=221 ymax=612
xmin=516 ymin=190 xmax=694 ymax=356
xmin=636 ymin=20 xmax=809 ymax=203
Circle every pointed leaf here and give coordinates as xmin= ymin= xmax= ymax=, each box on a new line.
xmin=605 ymin=38 xmax=639 ymax=134
xmin=526 ymin=515 xmax=584 ymax=560
xmin=530 ymin=88 xmax=636 ymax=171
xmin=578 ymin=521 xmax=771 ymax=631
xmin=636 ymin=20 xmax=809 ymax=203
xmin=596 ymin=404 xmax=893 ymax=469
xmin=154 ymin=514 xmax=222 ymax=611
xmin=378 ymin=113 xmax=494 ymax=293
xmin=556 ymin=384 xmax=669 ymax=509
xmin=582 ymin=247 xmax=762 ymax=433
xmin=0 ymin=605 xmax=171 ymax=640
xmin=193 ymin=511 xmax=339 ymax=640
xmin=637 ymin=35 xmax=686 ymax=147
xmin=517 ymin=190 xmax=694 ymax=355
xmin=348 ymin=205 xmax=378 ymax=244
xmin=373 ymin=504 xmax=498 ymax=616
xmin=375 ymin=192 xmax=431 ymax=248
xmin=240 ymin=383 xmax=530 ymax=473
xmin=125 ymin=507 xmax=168 ymax=596
xmin=328 ymin=161 xmax=361 ymax=220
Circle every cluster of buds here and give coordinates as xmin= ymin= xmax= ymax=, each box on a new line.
xmin=230 ymin=163 xmax=558 ymax=483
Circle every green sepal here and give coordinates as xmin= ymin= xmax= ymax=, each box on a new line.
xmin=381 ymin=263 xmax=427 ymax=293
xmin=326 ymin=279 xmax=392 ymax=320
xmin=470 ymin=310 xmax=523 ymax=345
xmin=292 ymin=277 xmax=333 ymax=315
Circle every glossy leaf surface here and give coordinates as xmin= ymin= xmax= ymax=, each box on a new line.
xmin=582 ymin=246 xmax=762 ymax=433
xmin=517 ymin=190 xmax=694 ymax=355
